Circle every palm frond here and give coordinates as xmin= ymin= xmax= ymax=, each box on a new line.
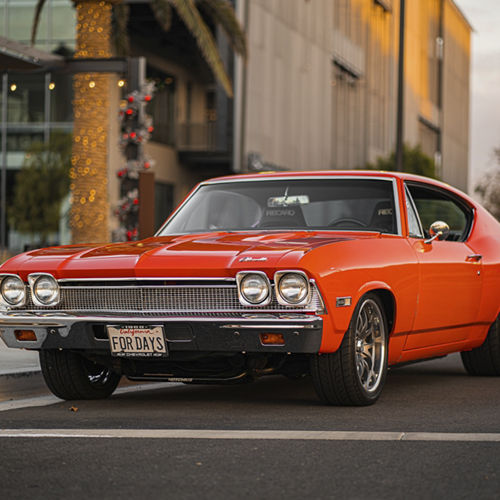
xmin=169 ymin=0 xmax=233 ymax=97
xmin=151 ymin=0 xmax=173 ymax=32
xmin=113 ymin=2 xmax=130 ymax=56
xmin=31 ymin=0 xmax=48 ymax=45
xmin=200 ymin=0 xmax=247 ymax=58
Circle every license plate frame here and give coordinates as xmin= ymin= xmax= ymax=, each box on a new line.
xmin=107 ymin=325 xmax=168 ymax=358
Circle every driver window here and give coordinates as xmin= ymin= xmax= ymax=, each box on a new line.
xmin=405 ymin=183 xmax=472 ymax=242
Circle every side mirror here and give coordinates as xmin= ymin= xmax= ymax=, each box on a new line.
xmin=425 ymin=221 xmax=450 ymax=244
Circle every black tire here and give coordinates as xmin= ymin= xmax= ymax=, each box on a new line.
xmin=461 ymin=314 xmax=500 ymax=376
xmin=311 ymin=293 xmax=388 ymax=406
xmin=39 ymin=350 xmax=121 ymax=400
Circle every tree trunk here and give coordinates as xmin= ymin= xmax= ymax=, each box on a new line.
xmin=70 ymin=1 xmax=115 ymax=244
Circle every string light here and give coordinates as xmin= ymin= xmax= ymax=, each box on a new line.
xmin=10 ymin=83 xmax=17 ymax=91
xmin=70 ymin=1 xmax=113 ymax=244
xmin=48 ymin=82 xmax=56 ymax=90
xmin=118 ymin=79 xmax=125 ymax=87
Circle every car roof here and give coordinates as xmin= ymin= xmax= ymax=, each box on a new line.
xmin=209 ymin=170 xmax=433 ymax=184
xmin=203 ymin=170 xmax=476 ymax=207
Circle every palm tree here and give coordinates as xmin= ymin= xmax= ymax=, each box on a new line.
xmin=32 ymin=0 xmax=246 ymax=244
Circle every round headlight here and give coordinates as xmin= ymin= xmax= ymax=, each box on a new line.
xmin=0 ymin=276 xmax=26 ymax=306
xmin=32 ymin=275 xmax=59 ymax=305
xmin=277 ymin=273 xmax=309 ymax=304
xmin=239 ymin=273 xmax=270 ymax=305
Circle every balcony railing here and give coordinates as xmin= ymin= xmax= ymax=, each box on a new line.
xmin=177 ymin=122 xmax=217 ymax=151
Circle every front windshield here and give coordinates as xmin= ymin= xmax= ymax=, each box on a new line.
xmin=159 ymin=178 xmax=397 ymax=235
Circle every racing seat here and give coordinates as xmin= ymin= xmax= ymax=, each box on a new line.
xmin=369 ymin=200 xmax=395 ymax=233
xmin=259 ymin=204 xmax=307 ymax=228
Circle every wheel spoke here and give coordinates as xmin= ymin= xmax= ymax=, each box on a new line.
xmin=354 ymin=298 xmax=386 ymax=393
xmin=356 ymin=355 xmax=370 ymax=383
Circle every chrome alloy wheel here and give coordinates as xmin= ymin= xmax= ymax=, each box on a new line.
xmin=354 ymin=298 xmax=387 ymax=393
xmin=83 ymin=358 xmax=114 ymax=385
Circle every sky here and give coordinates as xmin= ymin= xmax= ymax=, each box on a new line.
xmin=453 ymin=0 xmax=500 ymax=191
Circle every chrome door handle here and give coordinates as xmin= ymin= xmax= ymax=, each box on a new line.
xmin=466 ymin=254 xmax=482 ymax=262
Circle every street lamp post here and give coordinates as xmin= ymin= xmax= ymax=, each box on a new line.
xmin=395 ymin=0 xmax=406 ymax=172
xmin=1 ymin=72 xmax=7 ymax=254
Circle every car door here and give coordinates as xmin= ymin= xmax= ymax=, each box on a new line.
xmin=404 ymin=182 xmax=483 ymax=350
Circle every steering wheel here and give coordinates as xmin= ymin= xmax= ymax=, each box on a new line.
xmin=328 ymin=218 xmax=366 ymax=228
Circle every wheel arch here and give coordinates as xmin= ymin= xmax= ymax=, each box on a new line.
xmin=354 ymin=283 xmax=396 ymax=336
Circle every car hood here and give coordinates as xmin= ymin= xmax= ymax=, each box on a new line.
xmin=3 ymin=231 xmax=379 ymax=280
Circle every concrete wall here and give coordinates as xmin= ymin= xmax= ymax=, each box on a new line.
xmin=403 ymin=0 xmax=470 ymax=192
xmin=241 ymin=0 xmax=471 ymax=190
xmin=441 ymin=0 xmax=470 ymax=192
xmin=404 ymin=0 xmax=441 ymax=139
xmin=243 ymin=0 xmax=334 ymax=171
xmin=331 ymin=0 xmax=396 ymax=168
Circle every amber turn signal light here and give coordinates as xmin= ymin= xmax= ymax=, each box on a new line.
xmin=14 ymin=330 xmax=37 ymax=342
xmin=260 ymin=333 xmax=285 ymax=345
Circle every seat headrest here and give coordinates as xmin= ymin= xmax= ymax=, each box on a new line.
xmin=259 ymin=205 xmax=307 ymax=228
xmin=369 ymin=200 xmax=394 ymax=233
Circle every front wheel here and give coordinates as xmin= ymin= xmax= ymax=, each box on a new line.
xmin=40 ymin=350 xmax=121 ymax=400
xmin=311 ymin=293 xmax=388 ymax=406
xmin=461 ymin=314 xmax=500 ymax=376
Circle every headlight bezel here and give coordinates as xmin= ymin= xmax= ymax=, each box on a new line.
xmin=274 ymin=270 xmax=311 ymax=306
xmin=236 ymin=271 xmax=272 ymax=306
xmin=0 ymin=274 xmax=26 ymax=307
xmin=28 ymin=273 xmax=60 ymax=307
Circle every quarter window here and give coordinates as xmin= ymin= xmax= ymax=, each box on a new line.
xmin=405 ymin=183 xmax=473 ymax=242
xmin=405 ymin=187 xmax=423 ymax=238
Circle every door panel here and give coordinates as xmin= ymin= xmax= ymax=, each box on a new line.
xmin=404 ymin=238 xmax=482 ymax=349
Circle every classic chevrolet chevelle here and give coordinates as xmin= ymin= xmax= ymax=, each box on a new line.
xmin=1 ymin=171 xmax=499 ymax=405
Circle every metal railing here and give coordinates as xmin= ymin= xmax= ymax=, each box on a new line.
xmin=177 ymin=122 xmax=217 ymax=151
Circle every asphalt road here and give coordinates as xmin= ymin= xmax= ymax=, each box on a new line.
xmin=1 ymin=353 xmax=499 ymax=500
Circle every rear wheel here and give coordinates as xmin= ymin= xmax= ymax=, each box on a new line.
xmin=311 ymin=293 xmax=388 ymax=406
xmin=461 ymin=314 xmax=500 ymax=375
xmin=40 ymin=350 xmax=121 ymax=400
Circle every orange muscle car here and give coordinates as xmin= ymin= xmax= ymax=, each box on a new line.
xmin=1 ymin=171 xmax=499 ymax=405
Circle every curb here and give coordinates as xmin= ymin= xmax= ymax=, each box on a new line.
xmin=0 ymin=369 xmax=42 ymax=380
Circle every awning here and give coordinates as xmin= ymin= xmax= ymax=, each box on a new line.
xmin=0 ymin=36 xmax=64 ymax=71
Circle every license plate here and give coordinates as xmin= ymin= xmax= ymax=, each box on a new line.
xmin=107 ymin=325 xmax=167 ymax=357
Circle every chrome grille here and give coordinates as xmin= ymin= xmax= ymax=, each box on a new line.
xmin=23 ymin=282 xmax=323 ymax=314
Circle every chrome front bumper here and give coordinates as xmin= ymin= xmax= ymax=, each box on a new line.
xmin=0 ymin=310 xmax=323 ymax=354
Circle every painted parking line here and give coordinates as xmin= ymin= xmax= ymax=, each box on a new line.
xmin=1 ymin=428 xmax=500 ymax=442
xmin=0 ymin=382 xmax=181 ymax=412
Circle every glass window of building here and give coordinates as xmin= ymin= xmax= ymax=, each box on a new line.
xmin=147 ymin=66 xmax=177 ymax=147
xmin=7 ymin=73 xmax=45 ymax=123
xmin=0 ymin=1 xmax=5 ymax=36
xmin=4 ymin=0 xmax=76 ymax=52
xmin=50 ymin=73 xmax=74 ymax=123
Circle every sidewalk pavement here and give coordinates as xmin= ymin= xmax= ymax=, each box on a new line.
xmin=0 ymin=341 xmax=40 ymax=376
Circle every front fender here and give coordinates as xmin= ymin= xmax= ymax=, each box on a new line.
xmin=299 ymin=237 xmax=419 ymax=354
xmin=317 ymin=280 xmax=396 ymax=353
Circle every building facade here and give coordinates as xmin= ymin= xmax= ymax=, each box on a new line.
xmin=0 ymin=0 xmax=75 ymax=250
xmin=239 ymin=0 xmax=471 ymax=191
xmin=0 ymin=0 xmax=471 ymax=251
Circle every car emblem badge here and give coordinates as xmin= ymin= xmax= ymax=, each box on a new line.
xmin=239 ymin=257 xmax=268 ymax=262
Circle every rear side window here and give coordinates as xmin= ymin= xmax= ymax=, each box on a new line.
xmin=405 ymin=183 xmax=473 ymax=242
